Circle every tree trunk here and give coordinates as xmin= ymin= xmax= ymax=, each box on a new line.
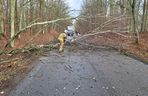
xmin=143 ymin=0 xmax=148 ymax=32
xmin=10 ymin=0 xmax=16 ymax=47
xmin=6 ymin=0 xmax=10 ymax=33
xmin=140 ymin=0 xmax=146 ymax=32
xmin=106 ymin=0 xmax=111 ymax=17
xmin=120 ymin=0 xmax=125 ymax=15
xmin=19 ymin=0 xmax=24 ymax=38
xmin=39 ymin=0 xmax=44 ymax=34
xmin=29 ymin=0 xmax=33 ymax=33
xmin=0 ymin=0 xmax=4 ymax=36
xmin=15 ymin=0 xmax=18 ymax=32
xmin=131 ymin=0 xmax=139 ymax=44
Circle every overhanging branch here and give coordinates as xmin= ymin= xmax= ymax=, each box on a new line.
xmin=5 ymin=17 xmax=76 ymax=47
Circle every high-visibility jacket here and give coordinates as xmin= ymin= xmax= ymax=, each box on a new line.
xmin=58 ymin=33 xmax=67 ymax=52
xmin=58 ymin=33 xmax=67 ymax=42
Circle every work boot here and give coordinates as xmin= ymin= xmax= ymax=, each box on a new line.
xmin=59 ymin=48 xmax=64 ymax=53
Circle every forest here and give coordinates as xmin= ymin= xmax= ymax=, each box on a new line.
xmin=0 ymin=0 xmax=148 ymax=95
xmin=0 ymin=0 xmax=147 ymax=49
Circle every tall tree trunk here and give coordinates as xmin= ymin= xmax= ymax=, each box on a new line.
xmin=120 ymin=0 xmax=125 ymax=15
xmin=143 ymin=0 xmax=148 ymax=32
xmin=0 ymin=0 xmax=4 ymax=36
xmin=29 ymin=0 xmax=33 ymax=33
xmin=39 ymin=0 xmax=44 ymax=33
xmin=15 ymin=0 xmax=18 ymax=32
xmin=131 ymin=0 xmax=139 ymax=44
xmin=10 ymin=0 xmax=16 ymax=47
xmin=19 ymin=0 xmax=24 ymax=38
xmin=140 ymin=0 xmax=146 ymax=32
xmin=6 ymin=0 xmax=10 ymax=33
xmin=106 ymin=0 xmax=110 ymax=16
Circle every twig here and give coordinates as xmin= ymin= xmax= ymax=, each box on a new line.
xmin=0 ymin=58 xmax=20 ymax=64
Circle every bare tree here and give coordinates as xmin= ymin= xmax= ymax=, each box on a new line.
xmin=76 ymin=0 xmax=144 ymax=44
xmin=128 ymin=0 xmax=139 ymax=43
xmin=2 ymin=0 xmax=71 ymax=47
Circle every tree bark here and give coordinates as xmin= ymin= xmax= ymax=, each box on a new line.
xmin=143 ymin=0 xmax=148 ymax=32
xmin=18 ymin=0 xmax=25 ymax=38
xmin=0 ymin=0 xmax=4 ymax=36
xmin=131 ymin=0 xmax=139 ymax=43
xmin=29 ymin=0 xmax=33 ymax=33
xmin=10 ymin=0 xmax=16 ymax=47
xmin=140 ymin=0 xmax=146 ymax=32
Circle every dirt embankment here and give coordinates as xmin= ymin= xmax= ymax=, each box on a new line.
xmin=81 ymin=32 xmax=148 ymax=63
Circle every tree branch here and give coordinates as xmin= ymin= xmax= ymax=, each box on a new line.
xmin=5 ymin=17 xmax=75 ymax=47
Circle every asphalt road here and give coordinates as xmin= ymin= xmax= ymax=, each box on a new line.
xmin=9 ymin=48 xmax=148 ymax=96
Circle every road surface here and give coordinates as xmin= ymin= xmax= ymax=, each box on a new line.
xmin=9 ymin=48 xmax=148 ymax=96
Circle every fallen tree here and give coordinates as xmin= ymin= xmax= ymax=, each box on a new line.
xmin=1 ymin=43 xmax=60 ymax=55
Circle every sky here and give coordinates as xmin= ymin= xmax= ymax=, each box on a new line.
xmin=66 ymin=0 xmax=83 ymax=17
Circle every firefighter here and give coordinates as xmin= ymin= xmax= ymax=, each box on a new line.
xmin=58 ymin=30 xmax=67 ymax=52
